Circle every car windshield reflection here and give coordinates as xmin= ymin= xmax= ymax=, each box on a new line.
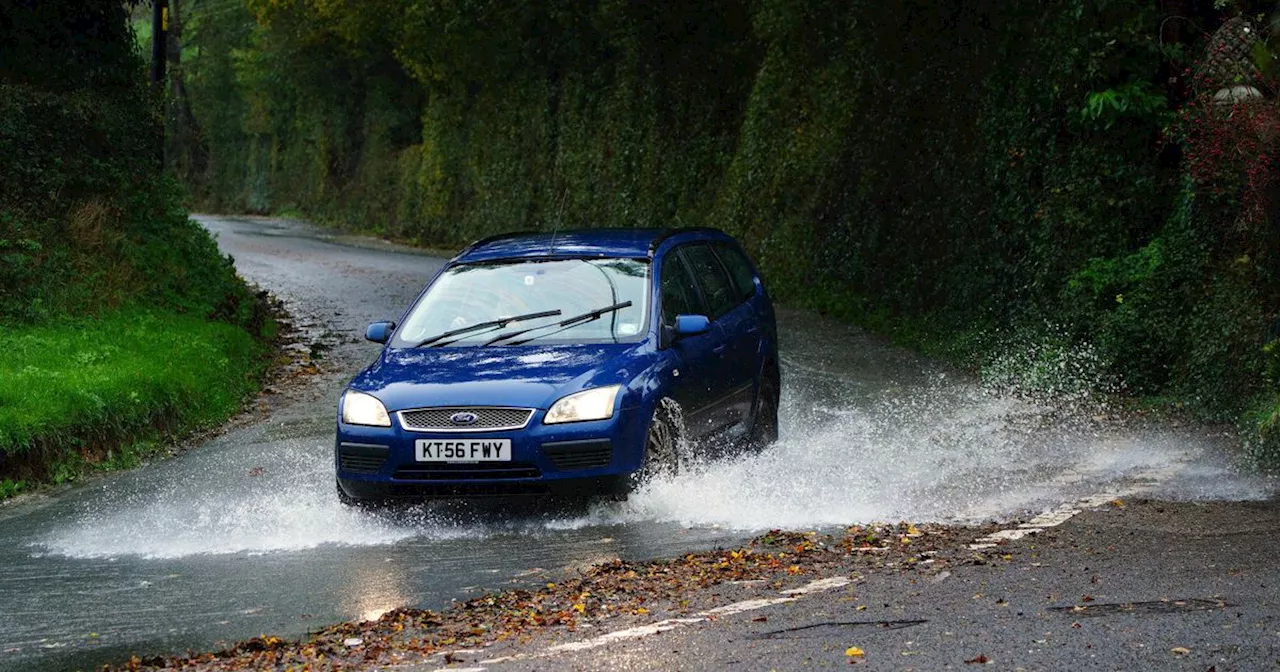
xmin=391 ymin=258 xmax=650 ymax=348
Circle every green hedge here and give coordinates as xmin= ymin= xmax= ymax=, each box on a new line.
xmin=0 ymin=1 xmax=276 ymax=494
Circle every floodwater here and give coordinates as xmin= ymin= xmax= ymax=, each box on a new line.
xmin=0 ymin=216 xmax=1270 ymax=671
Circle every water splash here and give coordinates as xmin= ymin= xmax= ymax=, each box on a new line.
xmin=978 ymin=321 xmax=1122 ymax=404
xmin=610 ymin=372 xmax=1272 ymax=531
xmin=36 ymin=315 xmax=1276 ymax=560
xmin=38 ymin=442 xmax=421 ymax=559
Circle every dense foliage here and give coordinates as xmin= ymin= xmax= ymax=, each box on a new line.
xmin=0 ymin=0 xmax=261 ymax=327
xmin=179 ymin=1 xmax=1279 ymax=454
xmin=0 ymin=0 xmax=272 ymax=493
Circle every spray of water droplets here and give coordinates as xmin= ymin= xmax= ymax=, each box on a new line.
xmin=38 ymin=321 xmax=1274 ymax=559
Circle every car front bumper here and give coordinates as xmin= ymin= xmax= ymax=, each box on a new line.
xmin=335 ymin=405 xmax=647 ymax=500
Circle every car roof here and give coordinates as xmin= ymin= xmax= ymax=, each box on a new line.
xmin=453 ymin=227 xmax=731 ymax=263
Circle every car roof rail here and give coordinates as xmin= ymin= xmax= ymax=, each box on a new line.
xmin=648 ymin=226 xmax=729 ymax=253
xmin=455 ymin=230 xmax=541 ymax=258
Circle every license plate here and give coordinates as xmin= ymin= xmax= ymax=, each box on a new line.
xmin=415 ymin=439 xmax=512 ymax=462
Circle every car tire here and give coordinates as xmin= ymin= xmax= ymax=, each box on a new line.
xmin=630 ymin=399 xmax=682 ymax=489
xmin=336 ymin=479 xmax=377 ymax=509
xmin=747 ymin=368 xmax=780 ymax=451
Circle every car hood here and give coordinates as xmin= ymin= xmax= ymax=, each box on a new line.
xmin=351 ymin=343 xmax=649 ymax=411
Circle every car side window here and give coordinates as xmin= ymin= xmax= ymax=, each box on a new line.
xmin=713 ymin=243 xmax=757 ymax=302
xmin=660 ymin=253 xmax=701 ymax=325
xmin=681 ymin=244 xmax=737 ymax=319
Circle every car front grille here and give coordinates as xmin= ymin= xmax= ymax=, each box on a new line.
xmin=398 ymin=407 xmax=534 ymax=432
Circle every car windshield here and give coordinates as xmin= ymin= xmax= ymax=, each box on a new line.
xmin=392 ymin=258 xmax=651 ymax=347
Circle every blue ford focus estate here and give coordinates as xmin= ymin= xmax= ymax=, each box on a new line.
xmin=335 ymin=228 xmax=779 ymax=504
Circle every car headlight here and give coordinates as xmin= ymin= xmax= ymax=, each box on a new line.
xmin=544 ymin=385 xmax=621 ymax=424
xmin=342 ymin=390 xmax=392 ymax=427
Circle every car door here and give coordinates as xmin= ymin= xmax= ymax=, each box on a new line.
xmin=658 ymin=248 xmax=721 ymax=439
xmin=677 ymin=243 xmax=751 ymax=436
xmin=710 ymin=242 xmax=763 ymax=431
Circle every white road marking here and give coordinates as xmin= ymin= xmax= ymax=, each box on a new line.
xmin=781 ymin=576 xmax=852 ymax=595
xmin=700 ymin=597 xmax=796 ymax=616
xmin=967 ymin=489 xmax=1141 ymax=549
xmin=535 ymin=575 xmax=851 ymax=657
xmin=544 ymin=618 xmax=705 ymax=653
xmin=970 ymin=501 xmax=1089 ymax=549
xmin=968 ymin=467 xmax=1182 ymax=549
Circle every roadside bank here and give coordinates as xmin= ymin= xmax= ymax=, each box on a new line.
xmin=0 ymin=303 xmax=281 ymax=501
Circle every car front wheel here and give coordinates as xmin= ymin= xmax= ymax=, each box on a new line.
xmin=747 ymin=370 xmax=780 ymax=451
xmin=336 ymin=479 xmax=383 ymax=509
xmin=630 ymin=399 xmax=682 ymax=489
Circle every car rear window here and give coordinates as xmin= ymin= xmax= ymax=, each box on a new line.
xmin=681 ymin=244 xmax=738 ymax=319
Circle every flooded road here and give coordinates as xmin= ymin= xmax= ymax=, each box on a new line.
xmin=0 ymin=216 xmax=1271 ymax=671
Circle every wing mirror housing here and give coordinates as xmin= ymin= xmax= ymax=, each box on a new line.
xmin=674 ymin=314 xmax=711 ymax=337
xmin=365 ymin=321 xmax=397 ymax=344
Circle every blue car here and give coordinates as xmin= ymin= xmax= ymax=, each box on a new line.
xmin=335 ymin=227 xmax=779 ymax=503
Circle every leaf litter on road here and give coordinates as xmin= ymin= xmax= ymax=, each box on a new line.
xmin=105 ymin=522 xmax=996 ymax=671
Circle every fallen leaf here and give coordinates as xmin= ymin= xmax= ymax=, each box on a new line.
xmin=572 ymin=603 xmax=586 ymax=613
xmin=752 ymin=616 xmax=768 ymax=622
xmin=845 ymin=646 xmax=865 ymax=657
xmin=1109 ymin=498 xmax=1125 ymax=508
xmin=965 ymin=654 xmax=990 ymax=664
xmin=1171 ymin=647 xmax=1191 ymax=655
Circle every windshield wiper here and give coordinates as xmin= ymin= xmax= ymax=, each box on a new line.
xmin=413 ymin=309 xmax=562 ymax=347
xmin=482 ymin=301 xmax=633 ymax=346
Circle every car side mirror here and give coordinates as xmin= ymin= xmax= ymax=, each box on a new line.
xmin=365 ymin=321 xmax=397 ymax=344
xmin=673 ymin=314 xmax=711 ymax=337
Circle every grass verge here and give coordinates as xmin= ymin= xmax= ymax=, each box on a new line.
xmin=0 ymin=307 xmax=269 ymax=498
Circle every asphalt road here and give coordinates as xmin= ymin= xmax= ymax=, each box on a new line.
xmin=0 ymin=215 xmax=1273 ymax=671
xmin=447 ymin=500 xmax=1280 ymax=671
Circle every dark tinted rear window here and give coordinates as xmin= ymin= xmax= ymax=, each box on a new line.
xmin=714 ymin=243 xmax=756 ymax=301
xmin=681 ymin=244 xmax=737 ymax=318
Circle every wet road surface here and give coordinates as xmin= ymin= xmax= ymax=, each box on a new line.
xmin=0 ymin=215 xmax=1271 ymax=671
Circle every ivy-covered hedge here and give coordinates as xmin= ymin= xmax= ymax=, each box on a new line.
xmin=1 ymin=0 xmax=262 ymax=328
xmin=183 ymin=1 xmax=1280 ymax=448
xmin=0 ymin=0 xmax=273 ymax=494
